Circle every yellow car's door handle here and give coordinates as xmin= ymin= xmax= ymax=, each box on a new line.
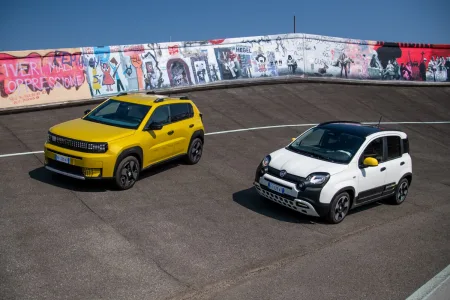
xmin=167 ymin=130 xmax=174 ymax=135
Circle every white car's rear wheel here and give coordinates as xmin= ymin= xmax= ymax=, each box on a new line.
xmin=392 ymin=178 xmax=409 ymax=205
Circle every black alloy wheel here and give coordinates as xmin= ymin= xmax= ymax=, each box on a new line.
xmin=185 ymin=138 xmax=203 ymax=165
xmin=392 ymin=178 xmax=409 ymax=205
xmin=115 ymin=156 xmax=140 ymax=190
xmin=326 ymin=191 xmax=351 ymax=224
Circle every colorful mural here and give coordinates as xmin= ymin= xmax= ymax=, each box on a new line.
xmin=1 ymin=33 xmax=449 ymax=109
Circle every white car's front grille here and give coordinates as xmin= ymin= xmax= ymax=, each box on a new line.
xmin=254 ymin=183 xmax=320 ymax=217
xmin=255 ymin=184 xmax=308 ymax=211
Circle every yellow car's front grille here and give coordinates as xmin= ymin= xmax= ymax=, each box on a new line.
xmin=48 ymin=133 xmax=108 ymax=153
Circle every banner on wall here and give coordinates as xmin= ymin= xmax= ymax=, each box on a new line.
xmin=1 ymin=33 xmax=450 ymax=110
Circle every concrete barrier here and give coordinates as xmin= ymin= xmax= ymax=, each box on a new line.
xmin=1 ymin=32 xmax=450 ymax=112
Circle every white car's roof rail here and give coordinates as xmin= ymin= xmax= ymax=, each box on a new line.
xmin=317 ymin=120 xmax=362 ymax=126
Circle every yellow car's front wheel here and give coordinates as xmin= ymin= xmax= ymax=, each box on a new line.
xmin=114 ymin=155 xmax=140 ymax=190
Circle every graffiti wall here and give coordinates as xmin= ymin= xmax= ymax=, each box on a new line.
xmin=1 ymin=33 xmax=450 ymax=109
xmin=302 ymin=34 xmax=450 ymax=81
xmin=0 ymin=48 xmax=92 ymax=109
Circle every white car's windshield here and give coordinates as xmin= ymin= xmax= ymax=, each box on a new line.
xmin=84 ymin=99 xmax=151 ymax=129
xmin=287 ymin=127 xmax=365 ymax=164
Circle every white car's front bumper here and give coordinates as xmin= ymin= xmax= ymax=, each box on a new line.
xmin=254 ymin=174 xmax=321 ymax=217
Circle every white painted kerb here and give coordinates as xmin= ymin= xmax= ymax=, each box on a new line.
xmin=405 ymin=264 xmax=450 ymax=300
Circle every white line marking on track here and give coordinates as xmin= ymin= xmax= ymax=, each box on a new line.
xmin=1 ymin=121 xmax=450 ymax=158
xmin=0 ymin=151 xmax=45 ymax=158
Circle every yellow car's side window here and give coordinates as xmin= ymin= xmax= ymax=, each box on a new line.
xmin=147 ymin=105 xmax=171 ymax=126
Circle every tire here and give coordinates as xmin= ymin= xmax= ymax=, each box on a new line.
xmin=184 ymin=137 xmax=203 ymax=165
xmin=325 ymin=191 xmax=351 ymax=224
xmin=391 ymin=178 xmax=409 ymax=205
xmin=114 ymin=156 xmax=140 ymax=190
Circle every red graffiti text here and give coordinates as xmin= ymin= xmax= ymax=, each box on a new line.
xmin=0 ymin=51 xmax=86 ymax=97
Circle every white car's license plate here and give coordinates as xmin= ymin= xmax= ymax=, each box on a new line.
xmin=55 ymin=154 xmax=70 ymax=164
xmin=268 ymin=182 xmax=286 ymax=194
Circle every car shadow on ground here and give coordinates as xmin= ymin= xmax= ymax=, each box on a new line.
xmin=29 ymin=159 xmax=184 ymax=192
xmin=232 ymin=187 xmax=383 ymax=225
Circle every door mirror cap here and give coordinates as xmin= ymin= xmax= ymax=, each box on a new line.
xmin=84 ymin=109 xmax=91 ymax=115
xmin=363 ymin=157 xmax=379 ymax=167
xmin=145 ymin=122 xmax=163 ymax=131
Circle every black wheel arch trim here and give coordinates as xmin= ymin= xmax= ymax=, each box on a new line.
xmin=113 ymin=146 xmax=144 ymax=175
xmin=400 ymin=172 xmax=413 ymax=185
xmin=189 ymin=129 xmax=205 ymax=146
xmin=333 ymin=186 xmax=356 ymax=207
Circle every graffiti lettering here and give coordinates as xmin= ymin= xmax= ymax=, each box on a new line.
xmin=0 ymin=51 xmax=86 ymax=98
xmin=235 ymin=45 xmax=252 ymax=54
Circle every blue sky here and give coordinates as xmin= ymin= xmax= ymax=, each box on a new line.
xmin=1 ymin=0 xmax=448 ymax=51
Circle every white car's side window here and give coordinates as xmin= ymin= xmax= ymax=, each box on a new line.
xmin=358 ymin=137 xmax=384 ymax=165
xmin=386 ymin=135 xmax=402 ymax=161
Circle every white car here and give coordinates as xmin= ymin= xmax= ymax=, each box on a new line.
xmin=253 ymin=121 xmax=412 ymax=224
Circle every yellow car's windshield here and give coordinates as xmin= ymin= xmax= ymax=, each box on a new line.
xmin=84 ymin=99 xmax=151 ymax=129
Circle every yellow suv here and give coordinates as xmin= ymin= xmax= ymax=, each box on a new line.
xmin=44 ymin=92 xmax=205 ymax=190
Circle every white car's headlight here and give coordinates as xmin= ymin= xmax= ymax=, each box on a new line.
xmin=261 ymin=155 xmax=271 ymax=167
xmin=306 ymin=173 xmax=330 ymax=186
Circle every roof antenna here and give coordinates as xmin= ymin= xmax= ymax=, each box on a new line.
xmin=377 ymin=116 xmax=382 ymax=128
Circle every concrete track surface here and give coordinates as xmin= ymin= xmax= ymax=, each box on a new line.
xmin=1 ymin=82 xmax=450 ymax=300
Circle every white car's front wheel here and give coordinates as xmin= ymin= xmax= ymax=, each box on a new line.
xmin=326 ymin=191 xmax=351 ymax=224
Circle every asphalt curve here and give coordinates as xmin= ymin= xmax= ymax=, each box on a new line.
xmin=1 ymin=82 xmax=450 ymax=300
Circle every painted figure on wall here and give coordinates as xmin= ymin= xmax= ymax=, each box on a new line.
xmin=88 ymin=58 xmax=102 ymax=95
xmin=254 ymin=54 xmax=267 ymax=76
xmin=287 ymin=55 xmax=297 ymax=73
xmin=209 ymin=64 xmax=220 ymax=81
xmin=266 ymin=52 xmax=278 ymax=77
xmin=119 ymin=52 xmax=139 ymax=92
xmin=141 ymin=48 xmax=164 ymax=90
xmin=214 ymin=48 xmax=242 ymax=80
xmin=100 ymin=62 xmax=115 ymax=92
xmin=123 ymin=45 xmax=145 ymax=90
xmin=190 ymin=54 xmax=212 ymax=84
xmin=144 ymin=61 xmax=156 ymax=90
xmin=167 ymin=59 xmax=191 ymax=87
xmin=400 ymin=62 xmax=413 ymax=80
xmin=333 ymin=52 xmax=354 ymax=78
xmin=109 ymin=58 xmax=124 ymax=92
xmin=445 ymin=58 xmax=450 ymax=82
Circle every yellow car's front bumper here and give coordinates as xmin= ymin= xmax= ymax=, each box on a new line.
xmin=44 ymin=142 xmax=117 ymax=180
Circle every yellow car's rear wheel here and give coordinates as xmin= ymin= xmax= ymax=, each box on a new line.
xmin=185 ymin=137 xmax=203 ymax=165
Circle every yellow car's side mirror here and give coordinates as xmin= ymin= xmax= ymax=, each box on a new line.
xmin=291 ymin=138 xmax=296 ymax=142
xmin=363 ymin=157 xmax=379 ymax=167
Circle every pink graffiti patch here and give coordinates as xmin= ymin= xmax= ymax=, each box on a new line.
xmin=0 ymin=51 xmax=86 ymax=97
xmin=209 ymin=39 xmax=225 ymax=45
xmin=168 ymin=45 xmax=179 ymax=55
